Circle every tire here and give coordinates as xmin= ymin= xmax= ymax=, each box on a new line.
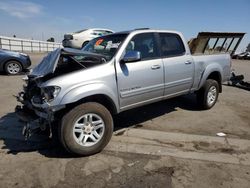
xmin=59 ymin=102 xmax=113 ymax=156
xmin=197 ymin=79 xmax=219 ymax=110
xmin=82 ymin=41 xmax=89 ymax=48
xmin=5 ymin=60 xmax=22 ymax=75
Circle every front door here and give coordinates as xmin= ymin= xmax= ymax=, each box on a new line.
xmin=116 ymin=33 xmax=164 ymax=110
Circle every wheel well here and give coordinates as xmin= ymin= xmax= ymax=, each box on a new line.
xmin=82 ymin=41 xmax=89 ymax=48
xmin=207 ymin=71 xmax=222 ymax=92
xmin=56 ymin=94 xmax=117 ymax=119
xmin=82 ymin=94 xmax=117 ymax=115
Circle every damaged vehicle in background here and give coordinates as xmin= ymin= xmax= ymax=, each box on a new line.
xmin=62 ymin=28 xmax=114 ymax=49
xmin=16 ymin=29 xmax=231 ymax=156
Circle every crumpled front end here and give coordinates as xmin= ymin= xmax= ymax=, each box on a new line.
xmin=15 ymin=75 xmax=65 ymax=139
xmin=15 ymin=47 xmax=107 ymax=139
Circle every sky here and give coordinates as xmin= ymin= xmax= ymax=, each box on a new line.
xmin=0 ymin=0 xmax=249 ymax=52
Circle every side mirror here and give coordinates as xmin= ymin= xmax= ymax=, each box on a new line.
xmin=121 ymin=51 xmax=141 ymax=63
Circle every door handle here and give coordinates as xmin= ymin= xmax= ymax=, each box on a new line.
xmin=185 ymin=61 xmax=192 ymax=65
xmin=151 ymin=65 xmax=161 ymax=70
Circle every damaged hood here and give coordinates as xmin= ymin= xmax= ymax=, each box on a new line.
xmin=30 ymin=48 xmax=106 ymax=78
xmin=30 ymin=48 xmax=61 ymax=78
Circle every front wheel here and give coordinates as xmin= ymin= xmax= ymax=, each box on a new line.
xmin=5 ymin=60 xmax=22 ymax=75
xmin=59 ymin=102 xmax=113 ymax=156
xmin=197 ymin=79 xmax=219 ymax=110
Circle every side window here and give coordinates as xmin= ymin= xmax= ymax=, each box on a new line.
xmin=126 ymin=33 xmax=159 ymax=60
xmin=101 ymin=31 xmax=113 ymax=35
xmin=92 ymin=30 xmax=104 ymax=36
xmin=94 ymin=30 xmax=112 ymax=36
xmin=159 ymin=33 xmax=185 ymax=57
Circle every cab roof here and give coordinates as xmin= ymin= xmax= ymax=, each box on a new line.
xmin=113 ymin=28 xmax=182 ymax=36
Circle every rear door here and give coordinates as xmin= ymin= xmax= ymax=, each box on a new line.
xmin=159 ymin=33 xmax=194 ymax=96
xmin=116 ymin=32 xmax=164 ymax=110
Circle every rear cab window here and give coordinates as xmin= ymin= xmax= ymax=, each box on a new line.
xmin=159 ymin=33 xmax=186 ymax=57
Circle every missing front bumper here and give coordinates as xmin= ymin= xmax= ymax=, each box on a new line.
xmin=15 ymin=88 xmax=66 ymax=139
xmin=15 ymin=105 xmax=48 ymax=139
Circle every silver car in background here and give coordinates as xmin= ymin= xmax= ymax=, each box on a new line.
xmin=62 ymin=28 xmax=114 ymax=49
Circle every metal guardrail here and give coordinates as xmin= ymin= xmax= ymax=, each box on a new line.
xmin=0 ymin=36 xmax=62 ymax=52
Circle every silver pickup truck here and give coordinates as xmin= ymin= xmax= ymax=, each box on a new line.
xmin=16 ymin=29 xmax=231 ymax=155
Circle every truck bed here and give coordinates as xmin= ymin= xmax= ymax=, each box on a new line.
xmin=191 ymin=53 xmax=231 ymax=91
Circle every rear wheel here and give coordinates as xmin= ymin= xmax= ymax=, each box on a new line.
xmin=60 ymin=102 xmax=113 ymax=156
xmin=5 ymin=60 xmax=22 ymax=75
xmin=197 ymin=79 xmax=219 ymax=110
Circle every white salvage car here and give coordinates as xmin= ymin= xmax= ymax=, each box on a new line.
xmin=62 ymin=28 xmax=113 ymax=49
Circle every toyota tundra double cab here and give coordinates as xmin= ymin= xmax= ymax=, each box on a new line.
xmin=15 ymin=29 xmax=231 ymax=156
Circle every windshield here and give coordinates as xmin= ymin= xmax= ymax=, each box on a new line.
xmin=82 ymin=34 xmax=128 ymax=61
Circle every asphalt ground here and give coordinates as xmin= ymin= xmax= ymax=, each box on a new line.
xmin=0 ymin=54 xmax=249 ymax=188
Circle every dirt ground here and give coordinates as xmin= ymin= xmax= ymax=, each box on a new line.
xmin=0 ymin=54 xmax=249 ymax=188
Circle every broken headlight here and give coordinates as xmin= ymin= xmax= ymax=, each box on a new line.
xmin=41 ymin=86 xmax=61 ymax=102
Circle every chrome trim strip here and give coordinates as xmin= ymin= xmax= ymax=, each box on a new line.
xmin=120 ymin=83 xmax=164 ymax=98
